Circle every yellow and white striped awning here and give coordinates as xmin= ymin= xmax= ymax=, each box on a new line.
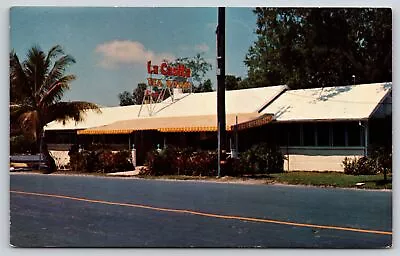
xmin=77 ymin=113 xmax=274 ymax=135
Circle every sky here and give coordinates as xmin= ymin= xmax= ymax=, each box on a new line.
xmin=10 ymin=7 xmax=258 ymax=106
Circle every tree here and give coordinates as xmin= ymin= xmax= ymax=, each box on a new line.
xmin=170 ymin=53 xmax=213 ymax=92
xmin=118 ymin=91 xmax=135 ymax=106
xmin=118 ymin=53 xmax=214 ymax=105
xmin=245 ymin=8 xmax=392 ymax=89
xmin=10 ymin=45 xmax=100 ymax=172
xmin=194 ymin=79 xmax=213 ymax=93
xmin=225 ymin=75 xmax=242 ymax=91
xmin=118 ymin=83 xmax=171 ymax=106
xmin=133 ymin=83 xmax=148 ymax=104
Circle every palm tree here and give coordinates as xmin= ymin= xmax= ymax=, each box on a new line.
xmin=10 ymin=45 xmax=100 ymax=172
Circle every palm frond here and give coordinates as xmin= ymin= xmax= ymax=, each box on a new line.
xmin=44 ymin=45 xmax=64 ymax=70
xmin=43 ymin=101 xmax=101 ymax=124
xmin=10 ymin=104 xmax=35 ymax=120
xmin=10 ymin=45 xmax=98 ymax=145
xmin=23 ymin=46 xmax=47 ymax=102
xmin=42 ymin=54 xmax=76 ymax=93
xmin=10 ymin=51 xmax=33 ymax=104
xmin=38 ymin=74 xmax=76 ymax=107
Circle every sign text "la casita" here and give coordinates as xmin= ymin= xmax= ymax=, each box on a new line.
xmin=147 ymin=61 xmax=191 ymax=78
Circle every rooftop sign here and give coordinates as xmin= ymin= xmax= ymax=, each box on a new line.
xmin=146 ymin=60 xmax=192 ymax=89
xmin=147 ymin=61 xmax=191 ymax=78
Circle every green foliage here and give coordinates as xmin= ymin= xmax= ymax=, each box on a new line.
xmin=118 ymin=91 xmax=136 ymax=106
xmin=133 ymin=83 xmax=148 ymax=104
xmin=144 ymin=144 xmax=284 ymax=177
xmin=10 ymin=135 xmax=35 ymax=154
xmin=170 ymin=53 xmax=213 ymax=92
xmin=119 ymin=82 xmax=172 ymax=106
xmin=342 ymin=147 xmax=391 ymax=176
xmin=10 ymin=45 xmax=100 ymax=172
xmin=239 ymin=143 xmax=285 ymax=174
xmin=269 ymin=172 xmax=391 ymax=189
xmin=118 ymin=53 xmax=213 ymax=102
xmin=144 ymin=146 xmax=217 ymax=176
xmin=194 ymin=79 xmax=213 ymax=93
xmin=224 ymin=75 xmax=253 ymax=91
xmin=174 ymin=53 xmax=212 ymax=84
xmin=69 ymin=147 xmax=133 ymax=173
xmin=342 ymin=157 xmax=377 ymax=175
xmin=245 ymin=8 xmax=392 ymax=89
xmin=225 ymin=75 xmax=241 ymax=91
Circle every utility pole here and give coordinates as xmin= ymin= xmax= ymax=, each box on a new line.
xmin=216 ymin=7 xmax=226 ymax=177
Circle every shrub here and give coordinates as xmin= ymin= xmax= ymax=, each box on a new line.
xmin=342 ymin=156 xmax=378 ymax=175
xmin=186 ymin=151 xmax=217 ymax=176
xmin=10 ymin=135 xmax=35 ymax=154
xmin=225 ymin=157 xmax=245 ymax=176
xmin=145 ymin=146 xmax=218 ymax=176
xmin=343 ymin=156 xmax=377 ymax=175
xmin=145 ymin=149 xmax=172 ymax=176
xmin=144 ymin=143 xmax=284 ymax=177
xmin=113 ymin=151 xmax=134 ymax=172
xmin=343 ymin=146 xmax=392 ymax=177
xmin=97 ymin=150 xmax=115 ymax=173
xmin=369 ymin=146 xmax=392 ymax=176
xmin=69 ymin=146 xmax=133 ymax=173
xmin=69 ymin=150 xmax=98 ymax=173
xmin=238 ymin=143 xmax=285 ymax=175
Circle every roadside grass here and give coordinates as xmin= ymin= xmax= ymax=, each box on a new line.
xmin=24 ymin=169 xmax=392 ymax=190
xmin=262 ymin=172 xmax=392 ymax=189
xmin=137 ymin=172 xmax=392 ymax=189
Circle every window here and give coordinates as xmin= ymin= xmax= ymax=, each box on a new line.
xmin=348 ymin=122 xmax=362 ymax=146
xmin=278 ymin=124 xmax=288 ymax=146
xmin=316 ymin=123 xmax=330 ymax=146
xmin=303 ymin=123 xmax=315 ymax=146
xmin=287 ymin=124 xmax=301 ymax=146
xmin=332 ymin=123 xmax=346 ymax=146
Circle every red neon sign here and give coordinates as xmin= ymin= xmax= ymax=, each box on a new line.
xmin=147 ymin=61 xmax=191 ymax=78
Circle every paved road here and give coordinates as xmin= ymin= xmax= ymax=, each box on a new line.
xmin=10 ymin=174 xmax=392 ymax=248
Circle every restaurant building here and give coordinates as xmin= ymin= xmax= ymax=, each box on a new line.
xmin=45 ymin=82 xmax=392 ymax=172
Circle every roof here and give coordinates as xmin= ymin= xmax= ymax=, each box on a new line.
xmin=45 ymin=104 xmax=142 ymax=131
xmin=77 ymin=113 xmax=270 ymax=135
xmin=45 ymin=85 xmax=286 ymax=131
xmin=154 ymin=85 xmax=287 ymax=117
xmin=260 ymin=82 xmax=392 ymax=122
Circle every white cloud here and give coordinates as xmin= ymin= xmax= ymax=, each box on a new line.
xmin=95 ymin=40 xmax=175 ymax=69
xmin=195 ymin=43 xmax=210 ymax=52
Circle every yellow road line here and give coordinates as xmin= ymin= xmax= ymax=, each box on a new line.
xmin=10 ymin=190 xmax=392 ymax=236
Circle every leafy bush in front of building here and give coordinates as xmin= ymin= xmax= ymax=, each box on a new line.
xmin=239 ymin=143 xmax=285 ymax=174
xmin=113 ymin=151 xmax=134 ymax=172
xmin=144 ymin=146 xmax=218 ymax=176
xmin=144 ymin=148 xmax=174 ymax=176
xmin=186 ymin=151 xmax=218 ymax=176
xmin=144 ymin=143 xmax=284 ymax=176
xmin=342 ymin=146 xmax=392 ymax=177
xmin=224 ymin=157 xmax=246 ymax=176
xmin=342 ymin=157 xmax=377 ymax=175
xmin=69 ymin=147 xmax=133 ymax=173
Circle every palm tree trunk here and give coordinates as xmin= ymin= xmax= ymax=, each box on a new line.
xmin=37 ymin=129 xmax=57 ymax=173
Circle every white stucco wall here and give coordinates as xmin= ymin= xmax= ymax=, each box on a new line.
xmin=281 ymin=147 xmax=365 ymax=172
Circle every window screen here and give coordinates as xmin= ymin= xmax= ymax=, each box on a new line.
xmin=303 ymin=123 xmax=316 ymax=146
xmin=332 ymin=122 xmax=346 ymax=146
xmin=316 ymin=123 xmax=330 ymax=146
xmin=348 ymin=122 xmax=362 ymax=146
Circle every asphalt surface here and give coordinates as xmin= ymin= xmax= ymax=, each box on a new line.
xmin=10 ymin=174 xmax=392 ymax=248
